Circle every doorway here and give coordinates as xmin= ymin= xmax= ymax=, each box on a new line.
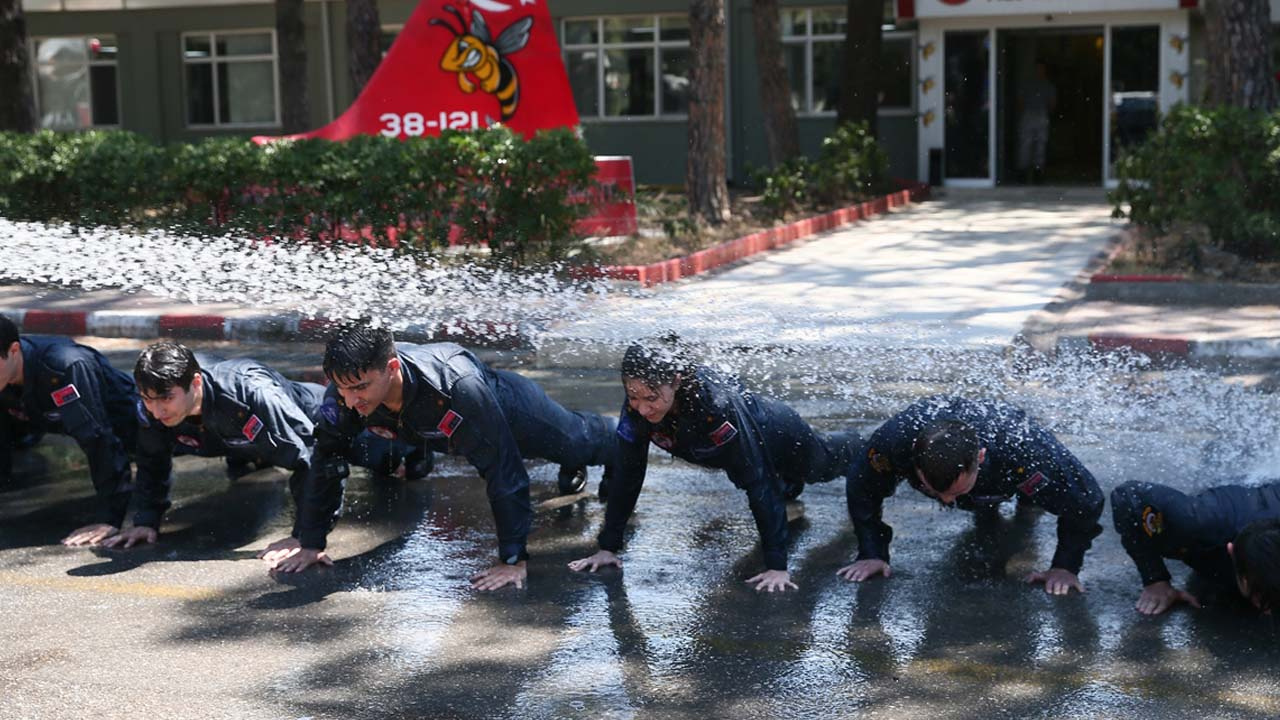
xmin=996 ymin=28 xmax=1104 ymax=185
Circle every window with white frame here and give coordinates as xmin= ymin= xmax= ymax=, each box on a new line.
xmin=782 ymin=7 xmax=913 ymax=114
xmin=561 ymin=15 xmax=691 ymax=119
xmin=381 ymin=25 xmax=403 ymax=58
xmin=33 ymin=35 xmax=120 ymax=130
xmin=183 ymin=31 xmax=279 ymax=127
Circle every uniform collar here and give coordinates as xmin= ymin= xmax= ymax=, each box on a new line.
xmin=395 ymin=351 xmax=420 ymax=411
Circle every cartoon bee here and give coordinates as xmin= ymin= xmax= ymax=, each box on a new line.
xmin=430 ymin=5 xmax=533 ymax=121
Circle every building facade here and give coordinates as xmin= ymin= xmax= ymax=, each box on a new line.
xmin=18 ymin=0 xmax=1280 ymax=186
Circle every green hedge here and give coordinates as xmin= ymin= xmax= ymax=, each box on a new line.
xmin=1111 ymin=106 xmax=1280 ymax=261
xmin=752 ymin=121 xmax=891 ymax=218
xmin=0 ymin=127 xmax=596 ymax=265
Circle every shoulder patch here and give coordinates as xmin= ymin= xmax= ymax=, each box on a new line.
xmin=709 ymin=421 xmax=738 ymax=447
xmin=1142 ymin=505 xmax=1163 ymax=537
xmin=51 ymin=384 xmax=81 ymax=407
xmin=241 ymin=414 xmax=264 ymax=442
xmin=320 ymin=397 xmax=340 ymax=425
xmin=617 ymin=415 xmax=636 ymax=443
xmin=1017 ymin=471 xmax=1045 ymax=496
xmin=437 ymin=410 xmax=464 ymax=438
xmin=868 ymin=448 xmax=892 ymax=474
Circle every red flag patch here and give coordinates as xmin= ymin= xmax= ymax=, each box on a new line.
xmin=241 ymin=414 xmax=264 ymax=442
xmin=437 ymin=410 xmax=463 ymax=437
xmin=710 ymin=421 xmax=738 ymax=447
xmin=51 ymin=384 xmax=81 ymax=407
xmin=1018 ymin=471 xmax=1045 ymax=496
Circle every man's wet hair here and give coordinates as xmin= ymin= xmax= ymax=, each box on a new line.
xmin=0 ymin=315 xmax=18 ymax=357
xmin=323 ymin=323 xmax=397 ymax=382
xmin=1233 ymin=518 xmax=1280 ymax=613
xmin=621 ymin=332 xmax=694 ymax=389
xmin=911 ymin=420 xmax=981 ymax=493
xmin=134 ymin=342 xmax=200 ymax=395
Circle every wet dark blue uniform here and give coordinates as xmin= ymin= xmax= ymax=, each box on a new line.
xmin=1112 ymin=480 xmax=1280 ymax=588
xmin=298 ymin=342 xmax=618 ymax=563
xmin=847 ymin=396 xmax=1104 ymax=574
xmin=0 ymin=336 xmax=137 ymax=526
xmin=131 ymin=357 xmax=385 ymax=533
xmin=603 ymin=365 xmax=859 ymax=572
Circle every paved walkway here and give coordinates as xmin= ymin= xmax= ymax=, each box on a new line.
xmin=539 ymin=188 xmax=1123 ymax=370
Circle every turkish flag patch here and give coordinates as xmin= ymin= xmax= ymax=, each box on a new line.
xmin=241 ymin=414 xmax=264 ymax=442
xmin=437 ymin=410 xmax=463 ymax=437
xmin=50 ymin=384 xmax=80 ymax=407
xmin=710 ymin=421 xmax=738 ymax=447
xmin=1018 ymin=471 xmax=1045 ymax=496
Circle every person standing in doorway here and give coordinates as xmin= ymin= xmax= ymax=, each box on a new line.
xmin=1017 ymin=61 xmax=1057 ymax=184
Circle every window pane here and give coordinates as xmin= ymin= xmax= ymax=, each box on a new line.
xmin=603 ymin=16 xmax=657 ymax=45
xmin=783 ymin=43 xmax=805 ymax=111
xmin=879 ymin=37 xmax=912 ymax=108
xmin=217 ymin=60 xmax=276 ymax=123
xmin=184 ymin=35 xmax=211 ymax=59
xmin=812 ymin=40 xmax=842 ymax=113
xmin=186 ymin=63 xmax=215 ymax=124
xmin=563 ymin=19 xmax=597 ymax=45
xmin=1110 ymin=26 xmax=1160 ymax=171
xmin=660 ymin=15 xmax=689 ymax=43
xmin=811 ymin=8 xmax=846 ymax=36
xmin=782 ymin=10 xmax=807 ymax=38
xmin=380 ymin=29 xmax=398 ymax=57
xmin=566 ymin=50 xmax=599 ymax=116
xmin=36 ymin=61 xmax=91 ymax=130
xmin=660 ymin=47 xmax=689 ymax=114
xmin=604 ymin=48 xmax=654 ymax=116
xmin=37 ymin=37 xmax=88 ymax=66
xmin=89 ymin=36 xmax=118 ymax=61
xmin=90 ymin=64 xmax=119 ymax=124
xmin=217 ymin=33 xmax=272 ymax=57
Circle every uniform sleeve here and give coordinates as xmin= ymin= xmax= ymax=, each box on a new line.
xmin=446 ymin=373 xmax=533 ymax=563
xmin=1003 ymin=425 xmax=1104 ymax=574
xmin=54 ymin=360 xmax=134 ymax=527
xmin=1110 ymin=481 xmax=1198 ymax=586
xmin=131 ymin=410 xmax=175 ymax=530
xmin=711 ymin=398 xmax=790 ymax=572
xmin=242 ymin=383 xmax=315 ymax=523
xmin=0 ymin=411 xmax=12 ymax=480
xmin=845 ymin=430 xmax=900 ymax=564
xmin=296 ymin=390 xmax=360 ymax=550
xmin=598 ymin=404 xmax=651 ymax=554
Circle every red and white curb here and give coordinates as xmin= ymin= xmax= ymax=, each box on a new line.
xmin=0 ymin=308 xmax=528 ymax=349
xmin=1057 ymin=333 xmax=1280 ymax=360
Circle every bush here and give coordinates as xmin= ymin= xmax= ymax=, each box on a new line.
xmin=1111 ymin=105 xmax=1280 ymax=261
xmin=752 ymin=121 xmax=890 ymax=218
xmin=0 ymin=127 xmax=597 ymax=265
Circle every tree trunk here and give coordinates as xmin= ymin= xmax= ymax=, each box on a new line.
xmin=0 ymin=0 xmax=36 ymax=132
xmin=1203 ymin=0 xmax=1276 ymax=109
xmin=835 ymin=0 xmax=882 ymax=134
xmin=687 ymin=0 xmax=731 ymax=226
xmin=347 ymin=0 xmax=381 ymax=98
xmin=752 ymin=0 xmax=799 ymax=166
xmin=276 ymin=0 xmax=310 ymax=134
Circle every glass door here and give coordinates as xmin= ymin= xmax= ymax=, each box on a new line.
xmin=944 ymin=30 xmax=991 ymax=183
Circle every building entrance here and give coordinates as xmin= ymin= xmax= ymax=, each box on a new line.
xmin=996 ymin=28 xmax=1104 ymax=185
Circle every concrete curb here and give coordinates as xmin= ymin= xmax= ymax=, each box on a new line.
xmin=1085 ymin=276 xmax=1280 ymax=306
xmin=573 ymin=183 xmax=932 ymax=288
xmin=0 ymin=307 xmax=529 ymax=350
xmin=1056 ymin=333 xmax=1280 ymax=361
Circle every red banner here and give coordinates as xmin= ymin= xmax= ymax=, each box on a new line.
xmin=275 ymin=0 xmax=579 ymax=140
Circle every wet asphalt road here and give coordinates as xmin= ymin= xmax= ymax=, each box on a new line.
xmin=1 ymin=339 xmax=1279 ymax=720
